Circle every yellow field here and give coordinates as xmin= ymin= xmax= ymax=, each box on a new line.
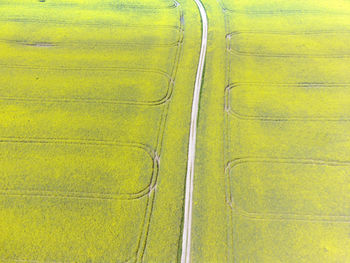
xmin=0 ymin=0 xmax=201 ymax=262
xmin=1 ymin=0 xmax=350 ymax=262
xmin=193 ymin=0 xmax=350 ymax=262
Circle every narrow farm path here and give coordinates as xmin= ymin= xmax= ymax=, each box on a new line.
xmin=181 ymin=0 xmax=208 ymax=262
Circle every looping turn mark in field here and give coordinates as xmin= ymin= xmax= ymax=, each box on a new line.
xmin=0 ymin=66 xmax=176 ymax=106
xmin=0 ymin=136 xmax=160 ymax=201
xmin=226 ymin=31 xmax=350 ymax=58
xmin=0 ymin=0 xmax=181 ymax=11
xmin=225 ymin=157 xmax=350 ymax=223
xmin=225 ymin=82 xmax=350 ymax=121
